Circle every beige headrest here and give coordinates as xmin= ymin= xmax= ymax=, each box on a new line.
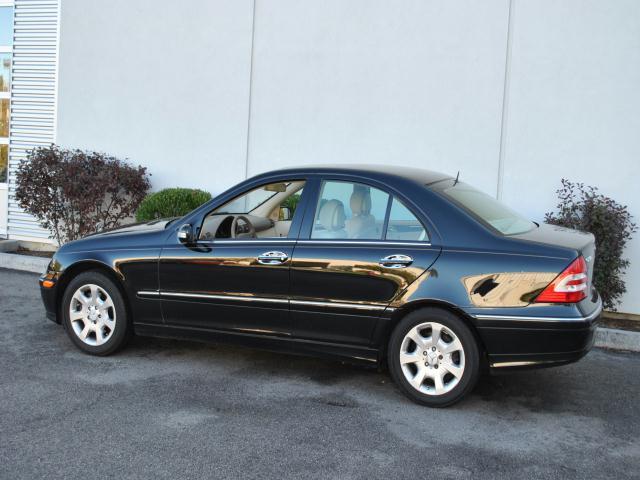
xmin=319 ymin=199 xmax=346 ymax=231
xmin=350 ymin=189 xmax=372 ymax=216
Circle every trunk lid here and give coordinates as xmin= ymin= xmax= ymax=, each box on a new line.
xmin=512 ymin=223 xmax=596 ymax=282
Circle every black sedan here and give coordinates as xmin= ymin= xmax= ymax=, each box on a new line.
xmin=39 ymin=166 xmax=602 ymax=407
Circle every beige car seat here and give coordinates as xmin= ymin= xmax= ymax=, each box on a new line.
xmin=346 ymin=189 xmax=377 ymax=239
xmin=314 ymin=199 xmax=347 ymax=238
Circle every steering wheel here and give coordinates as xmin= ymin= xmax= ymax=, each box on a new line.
xmin=231 ymin=215 xmax=256 ymax=239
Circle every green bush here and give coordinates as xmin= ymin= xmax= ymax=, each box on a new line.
xmin=136 ymin=188 xmax=212 ymax=222
xmin=281 ymin=193 xmax=302 ymax=216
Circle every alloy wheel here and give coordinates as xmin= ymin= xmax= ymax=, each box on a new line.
xmin=399 ymin=321 xmax=465 ymax=395
xmin=68 ymin=284 xmax=117 ymax=346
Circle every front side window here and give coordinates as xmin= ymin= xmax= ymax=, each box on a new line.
xmin=199 ymin=180 xmax=305 ymax=240
xmin=440 ymin=181 xmax=534 ymax=235
xmin=311 ymin=181 xmax=389 ymax=239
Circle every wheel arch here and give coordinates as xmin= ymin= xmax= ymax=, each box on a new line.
xmin=56 ymin=261 xmax=132 ymax=325
xmin=381 ymin=299 xmax=489 ymax=368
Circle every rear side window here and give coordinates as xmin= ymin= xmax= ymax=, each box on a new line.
xmin=440 ymin=182 xmax=534 ymax=235
xmin=310 ymin=180 xmax=430 ymax=242
xmin=386 ymin=198 xmax=429 ymax=241
xmin=311 ymin=181 xmax=389 ymax=240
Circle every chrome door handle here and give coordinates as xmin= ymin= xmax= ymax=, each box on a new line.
xmin=257 ymin=251 xmax=289 ymax=265
xmin=379 ymin=254 xmax=413 ymax=268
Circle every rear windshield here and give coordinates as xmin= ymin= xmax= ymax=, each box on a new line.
xmin=438 ymin=181 xmax=535 ymax=235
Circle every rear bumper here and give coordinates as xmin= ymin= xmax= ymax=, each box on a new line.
xmin=474 ymin=300 xmax=602 ymax=370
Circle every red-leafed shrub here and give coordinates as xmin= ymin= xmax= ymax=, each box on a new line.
xmin=15 ymin=145 xmax=151 ymax=244
xmin=545 ymin=179 xmax=637 ymax=310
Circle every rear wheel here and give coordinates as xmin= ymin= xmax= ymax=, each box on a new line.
xmin=388 ymin=308 xmax=480 ymax=407
xmin=62 ymin=271 xmax=130 ymax=356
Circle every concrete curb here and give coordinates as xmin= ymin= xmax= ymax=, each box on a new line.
xmin=595 ymin=327 xmax=640 ymax=353
xmin=0 ymin=252 xmax=639 ymax=353
xmin=0 ymin=240 xmax=20 ymax=252
xmin=0 ymin=252 xmax=50 ymax=274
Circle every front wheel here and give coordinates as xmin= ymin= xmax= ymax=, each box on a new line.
xmin=61 ymin=271 xmax=130 ymax=356
xmin=388 ymin=308 xmax=480 ymax=407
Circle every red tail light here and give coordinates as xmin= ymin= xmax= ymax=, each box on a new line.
xmin=535 ymin=256 xmax=588 ymax=303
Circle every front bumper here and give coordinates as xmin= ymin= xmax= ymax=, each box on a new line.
xmin=475 ymin=300 xmax=602 ymax=370
xmin=39 ymin=273 xmax=60 ymax=323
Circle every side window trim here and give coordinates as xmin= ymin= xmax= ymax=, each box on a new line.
xmin=381 ymin=195 xmax=393 ymax=241
xmin=285 ymin=179 xmax=313 ymax=240
xmin=296 ymin=177 xmax=322 ymax=240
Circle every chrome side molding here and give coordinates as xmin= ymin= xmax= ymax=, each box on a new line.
xmin=138 ymin=291 xmax=288 ymax=305
xmin=137 ymin=290 xmax=393 ymax=312
xmin=290 ymin=299 xmax=390 ymax=311
xmin=297 ymin=240 xmax=432 ymax=247
xmin=473 ymin=301 xmax=603 ymax=323
xmin=192 ymin=239 xmax=433 ymax=247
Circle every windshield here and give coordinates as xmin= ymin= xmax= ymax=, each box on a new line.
xmin=214 ymin=183 xmax=289 ymax=214
xmin=439 ymin=181 xmax=535 ymax=235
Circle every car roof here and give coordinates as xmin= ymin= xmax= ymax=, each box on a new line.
xmin=253 ymin=164 xmax=453 ymax=187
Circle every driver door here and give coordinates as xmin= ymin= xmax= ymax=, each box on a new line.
xmin=158 ymin=179 xmax=308 ymax=337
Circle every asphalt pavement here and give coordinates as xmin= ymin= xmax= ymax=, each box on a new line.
xmin=1 ymin=268 xmax=639 ymax=479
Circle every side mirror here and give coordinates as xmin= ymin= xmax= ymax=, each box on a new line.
xmin=177 ymin=224 xmax=194 ymax=244
xmin=279 ymin=206 xmax=292 ymax=221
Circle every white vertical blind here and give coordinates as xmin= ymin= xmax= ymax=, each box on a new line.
xmin=7 ymin=0 xmax=58 ymax=241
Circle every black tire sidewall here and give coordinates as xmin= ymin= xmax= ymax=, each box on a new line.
xmin=62 ymin=271 xmax=129 ymax=356
xmin=388 ymin=308 xmax=480 ymax=407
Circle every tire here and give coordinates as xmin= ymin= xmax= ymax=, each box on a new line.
xmin=61 ymin=270 xmax=130 ymax=356
xmin=387 ymin=307 xmax=480 ymax=407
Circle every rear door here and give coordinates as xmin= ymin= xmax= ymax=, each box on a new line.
xmin=290 ymin=177 xmax=441 ymax=345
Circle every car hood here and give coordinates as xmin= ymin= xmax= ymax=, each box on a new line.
xmin=58 ymin=218 xmax=176 ymax=253
xmin=84 ymin=218 xmax=175 ymax=238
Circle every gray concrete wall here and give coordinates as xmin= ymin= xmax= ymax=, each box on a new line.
xmin=55 ymin=0 xmax=640 ymax=313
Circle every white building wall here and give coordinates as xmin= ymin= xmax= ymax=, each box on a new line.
xmin=247 ymin=0 xmax=510 ymax=196
xmin=502 ymin=0 xmax=640 ymax=313
xmin=55 ymin=0 xmax=640 ymax=313
xmin=56 ymin=0 xmax=254 ymax=194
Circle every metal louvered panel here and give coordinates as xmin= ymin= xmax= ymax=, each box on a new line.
xmin=7 ymin=0 xmax=59 ymax=242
